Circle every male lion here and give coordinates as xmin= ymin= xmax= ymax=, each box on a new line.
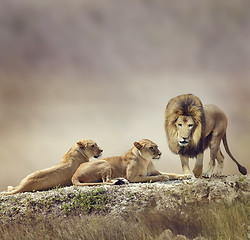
xmin=1 ymin=139 xmax=103 ymax=195
xmin=72 ymin=139 xmax=189 ymax=186
xmin=165 ymin=94 xmax=247 ymax=178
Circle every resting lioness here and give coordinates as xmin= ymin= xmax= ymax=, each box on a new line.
xmin=72 ymin=139 xmax=189 ymax=186
xmin=1 ymin=139 xmax=103 ymax=195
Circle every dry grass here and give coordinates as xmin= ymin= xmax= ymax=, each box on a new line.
xmin=199 ymin=201 xmax=250 ymax=239
xmin=0 ymin=200 xmax=249 ymax=240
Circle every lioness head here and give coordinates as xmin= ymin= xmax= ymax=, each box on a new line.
xmin=77 ymin=139 xmax=103 ymax=158
xmin=134 ymin=139 xmax=162 ymax=160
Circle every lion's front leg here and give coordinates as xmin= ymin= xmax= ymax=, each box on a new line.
xmin=193 ymin=153 xmax=203 ymax=178
xmin=128 ymin=174 xmax=169 ymax=183
xmin=126 ymin=164 xmax=168 ymax=183
xmin=180 ymin=155 xmax=191 ymax=175
xmin=160 ymin=172 xmax=191 ymax=180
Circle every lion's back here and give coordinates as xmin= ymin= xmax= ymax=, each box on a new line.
xmin=103 ymin=156 xmax=127 ymax=178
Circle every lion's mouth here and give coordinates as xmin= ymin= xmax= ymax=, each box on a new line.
xmin=94 ymin=151 xmax=103 ymax=158
xmin=179 ymin=140 xmax=189 ymax=147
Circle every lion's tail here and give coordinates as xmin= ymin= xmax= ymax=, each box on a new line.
xmin=222 ymin=133 xmax=247 ymax=175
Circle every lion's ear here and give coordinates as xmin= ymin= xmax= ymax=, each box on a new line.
xmin=134 ymin=142 xmax=143 ymax=150
xmin=77 ymin=141 xmax=85 ymax=148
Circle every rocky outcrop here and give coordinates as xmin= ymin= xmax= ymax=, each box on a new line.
xmin=0 ymin=175 xmax=249 ymax=222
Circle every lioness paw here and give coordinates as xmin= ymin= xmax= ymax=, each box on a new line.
xmin=160 ymin=175 xmax=170 ymax=181
xmin=7 ymin=186 xmax=14 ymax=192
xmin=181 ymin=174 xmax=192 ymax=180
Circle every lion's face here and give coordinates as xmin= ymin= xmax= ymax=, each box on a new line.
xmin=165 ymin=94 xmax=204 ymax=157
xmin=77 ymin=140 xmax=103 ymax=159
xmin=134 ymin=139 xmax=162 ymax=160
xmin=175 ymin=116 xmax=195 ymax=147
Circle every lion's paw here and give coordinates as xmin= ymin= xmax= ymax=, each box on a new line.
xmin=202 ymin=172 xmax=212 ymax=178
xmin=160 ymin=175 xmax=170 ymax=181
xmin=193 ymin=166 xmax=203 ymax=178
xmin=7 ymin=186 xmax=14 ymax=192
xmin=181 ymin=174 xmax=192 ymax=180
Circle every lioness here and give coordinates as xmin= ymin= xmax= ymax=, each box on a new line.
xmin=165 ymin=94 xmax=247 ymax=178
xmin=1 ymin=139 xmax=103 ymax=195
xmin=72 ymin=139 xmax=189 ymax=186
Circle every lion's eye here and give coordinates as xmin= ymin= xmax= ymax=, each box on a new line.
xmin=188 ymin=124 xmax=193 ymax=128
xmin=178 ymin=124 xmax=182 ymax=127
xmin=149 ymin=147 xmax=154 ymax=151
xmin=91 ymin=145 xmax=95 ymax=148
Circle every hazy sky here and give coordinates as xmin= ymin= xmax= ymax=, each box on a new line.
xmin=0 ymin=0 xmax=250 ymax=191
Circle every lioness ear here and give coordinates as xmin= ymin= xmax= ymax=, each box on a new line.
xmin=134 ymin=142 xmax=143 ymax=150
xmin=77 ymin=141 xmax=85 ymax=148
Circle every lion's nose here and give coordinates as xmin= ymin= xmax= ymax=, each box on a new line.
xmin=182 ymin=137 xmax=188 ymax=141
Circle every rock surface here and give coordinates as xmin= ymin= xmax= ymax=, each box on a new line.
xmin=0 ymin=175 xmax=249 ymax=223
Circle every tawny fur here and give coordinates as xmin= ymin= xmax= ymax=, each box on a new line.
xmin=1 ymin=139 xmax=103 ymax=195
xmin=165 ymin=94 xmax=247 ymax=178
xmin=72 ymin=139 xmax=189 ymax=186
xmin=72 ymin=160 xmax=115 ymax=186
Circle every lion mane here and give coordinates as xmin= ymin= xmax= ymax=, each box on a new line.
xmin=165 ymin=94 xmax=205 ymax=158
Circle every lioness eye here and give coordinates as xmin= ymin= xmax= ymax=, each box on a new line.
xmin=178 ymin=124 xmax=182 ymax=127
xmin=149 ymin=147 xmax=154 ymax=151
xmin=91 ymin=145 xmax=95 ymax=148
xmin=188 ymin=124 xmax=193 ymax=128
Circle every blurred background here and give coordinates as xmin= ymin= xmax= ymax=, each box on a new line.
xmin=0 ymin=0 xmax=250 ymax=191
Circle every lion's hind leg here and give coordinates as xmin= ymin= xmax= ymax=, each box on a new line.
xmin=0 ymin=186 xmax=15 ymax=195
xmin=203 ymin=135 xmax=222 ymax=178
xmin=203 ymin=153 xmax=216 ymax=178
xmin=215 ymin=149 xmax=224 ymax=176
xmin=1 ymin=182 xmax=28 ymax=195
xmin=1 ymin=174 xmax=37 ymax=195
xmin=7 ymin=186 xmax=15 ymax=192
xmin=101 ymin=165 xmax=112 ymax=183
xmin=72 ymin=160 xmax=114 ymax=186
